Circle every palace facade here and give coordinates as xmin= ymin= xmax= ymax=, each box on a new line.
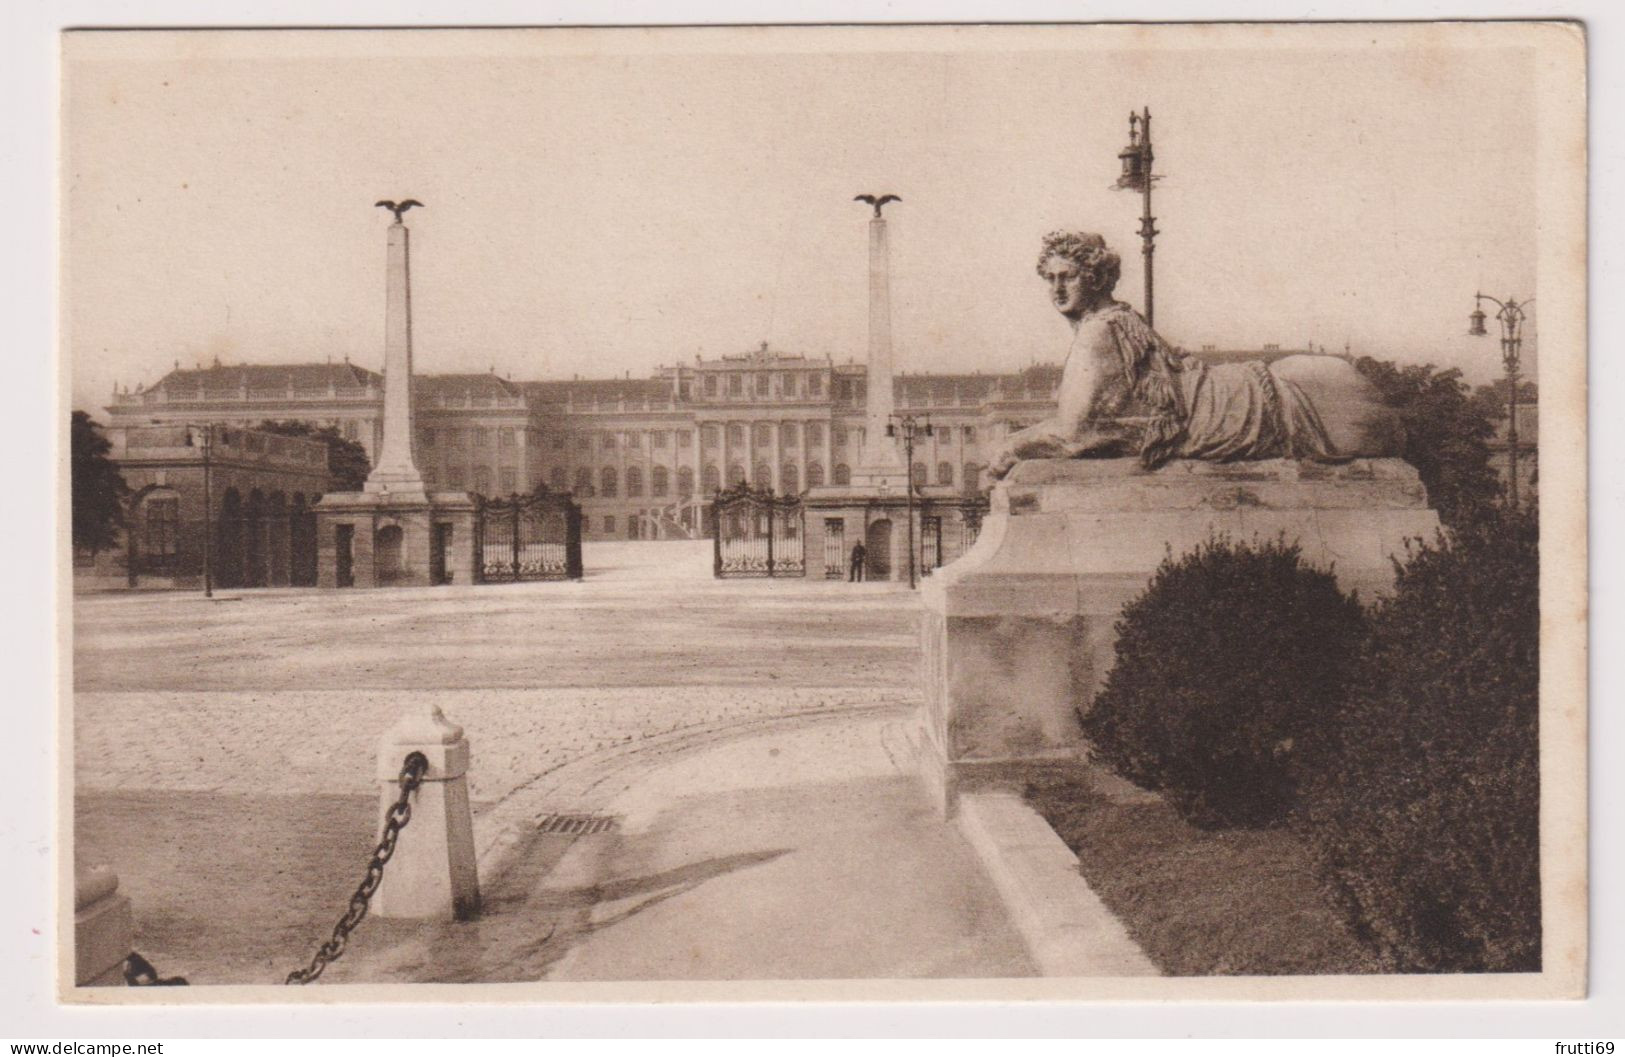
xmin=106 ymin=342 xmax=1333 ymax=541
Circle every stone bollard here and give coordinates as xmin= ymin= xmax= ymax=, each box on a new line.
xmin=75 ymin=863 xmax=134 ymax=986
xmin=372 ymin=705 xmax=481 ymax=920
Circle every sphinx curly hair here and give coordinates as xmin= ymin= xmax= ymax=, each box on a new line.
xmin=1036 ymin=230 xmax=1121 ymax=295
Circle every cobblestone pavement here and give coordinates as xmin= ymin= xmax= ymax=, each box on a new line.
xmin=73 ymin=541 xmax=998 ymax=984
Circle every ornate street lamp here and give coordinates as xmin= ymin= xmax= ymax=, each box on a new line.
xmin=886 ymin=413 xmax=933 ymax=589
xmin=1113 ymin=107 xmax=1161 ymax=327
xmin=1469 ymin=292 xmax=1534 ymax=510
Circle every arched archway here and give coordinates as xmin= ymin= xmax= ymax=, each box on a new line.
xmin=375 ymin=524 xmax=405 ymax=585
xmin=243 ymin=489 xmax=267 ymax=587
xmin=216 ymin=488 xmax=244 ymax=588
xmin=865 ymin=519 xmax=893 ymax=581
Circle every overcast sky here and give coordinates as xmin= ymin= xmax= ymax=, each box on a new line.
xmin=63 ymin=26 xmax=1542 ymax=415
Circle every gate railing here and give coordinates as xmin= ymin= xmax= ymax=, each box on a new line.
xmin=475 ymin=488 xmax=583 ymax=583
xmin=711 ymin=484 xmax=804 ymax=578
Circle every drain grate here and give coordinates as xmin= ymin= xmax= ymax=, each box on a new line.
xmin=537 ymin=813 xmax=619 ymax=836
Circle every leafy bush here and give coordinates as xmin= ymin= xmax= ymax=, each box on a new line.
xmin=1081 ymin=536 xmax=1366 ymax=829
xmin=1299 ymin=509 xmax=1540 ymax=972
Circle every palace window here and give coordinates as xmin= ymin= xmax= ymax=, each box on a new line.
xmin=498 ymin=428 xmax=516 ymax=449
xmin=576 ymin=434 xmax=590 ymax=451
xmin=574 ymin=467 xmax=595 ymax=497
xmin=702 ymin=425 xmax=719 ymax=449
xmin=809 ymin=374 xmax=824 ymax=396
xmin=780 ymin=423 xmax=798 ymax=447
xmin=626 ymin=466 xmax=643 ymax=497
xmin=937 ymin=461 xmax=954 ymax=486
xmin=651 ymin=430 xmax=669 ymax=449
xmin=678 ymin=466 xmax=696 ymax=496
xmin=727 ymin=463 xmax=746 ymax=487
xmin=806 ymin=461 xmax=824 ymax=488
xmin=600 ymin=467 xmax=618 ymax=498
xmin=676 ymin=429 xmax=693 ymax=449
xmin=343 ymin=421 xmax=359 ymax=441
xmin=912 ymin=462 xmax=928 ymax=487
xmin=705 ymin=375 xmax=718 ymax=397
xmin=727 ymin=423 xmax=745 ymax=446
xmin=753 ymin=463 xmax=772 ymax=487
xmin=652 ymin=465 xmax=669 ymax=497
xmin=833 ymin=427 xmax=847 ymax=447
xmin=782 ymin=464 xmax=799 ymax=494
xmin=729 ymin=374 xmax=743 ymax=396
xmin=625 ymin=431 xmax=642 ymax=450
xmin=474 ymin=466 xmax=493 ymax=495
xmin=806 ymin=422 xmax=823 ymax=446
xmin=963 ymin=463 xmax=981 ymax=492
xmin=604 ymin=516 xmax=615 ymax=534
xmin=702 ymin=465 xmax=721 ymax=493
xmin=552 ymin=434 xmax=565 ymax=450
xmin=473 ymin=429 xmax=491 ymax=449
xmin=781 ymin=373 xmax=797 ymax=398
xmin=601 ymin=432 xmax=616 ymax=450
xmin=753 ymin=423 xmax=772 ymax=446
xmin=755 ymin=373 xmax=770 ymax=396
xmin=963 ymin=425 xmax=976 ymax=443
xmin=833 ymin=463 xmax=851 ymax=485
xmin=499 ymin=467 xmax=517 ymax=493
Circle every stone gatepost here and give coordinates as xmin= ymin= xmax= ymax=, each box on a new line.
xmin=373 ymin=705 xmax=480 ymax=920
xmin=919 ymin=457 xmax=1441 ymax=815
xmin=75 ymin=864 xmax=133 ymax=987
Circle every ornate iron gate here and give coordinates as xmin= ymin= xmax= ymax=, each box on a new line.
xmin=711 ymin=485 xmax=805 ymax=578
xmin=476 ymin=490 xmax=583 ymax=583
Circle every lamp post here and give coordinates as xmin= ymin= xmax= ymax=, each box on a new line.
xmin=185 ymin=423 xmax=214 ymax=598
xmin=1113 ymin=107 xmax=1160 ymax=328
xmin=886 ymin=413 xmax=932 ymax=589
xmin=1469 ymin=293 xmax=1534 ymax=510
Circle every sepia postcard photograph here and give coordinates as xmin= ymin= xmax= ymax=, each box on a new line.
xmin=56 ymin=20 xmax=1588 ymax=1009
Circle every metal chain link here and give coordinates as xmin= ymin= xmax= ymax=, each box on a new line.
xmin=123 ymin=951 xmax=187 ymax=986
xmin=284 ymin=751 xmax=430 ymax=985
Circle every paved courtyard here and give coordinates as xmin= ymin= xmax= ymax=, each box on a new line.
xmin=73 ymin=540 xmax=1034 ymax=984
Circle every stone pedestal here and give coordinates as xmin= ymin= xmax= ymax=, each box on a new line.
xmin=919 ymin=457 xmax=1441 ymax=814
xmin=373 ymin=705 xmax=481 ymax=920
xmin=75 ymin=864 xmax=133 ymax=987
xmin=314 ymin=490 xmax=477 ymax=589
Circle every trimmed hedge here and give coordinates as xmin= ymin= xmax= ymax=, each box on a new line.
xmin=1080 ymin=536 xmax=1366 ymax=829
xmin=1299 ymin=510 xmax=1540 ymax=972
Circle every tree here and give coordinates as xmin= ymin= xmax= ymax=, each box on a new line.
xmin=256 ymin=420 xmax=371 ymax=490
xmin=1354 ymin=358 xmax=1503 ymax=527
xmin=71 ymin=411 xmax=129 ymax=556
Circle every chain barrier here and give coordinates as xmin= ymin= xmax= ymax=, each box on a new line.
xmin=123 ymin=951 xmax=188 ymax=986
xmin=284 ymin=751 xmax=430 ymax=985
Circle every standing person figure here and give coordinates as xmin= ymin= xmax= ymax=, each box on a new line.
xmin=849 ymin=540 xmax=867 ymax=582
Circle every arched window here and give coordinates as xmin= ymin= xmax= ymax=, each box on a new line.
xmin=678 ymin=466 xmax=695 ymax=497
xmin=600 ymin=466 xmax=618 ymax=498
xmin=782 ymin=463 xmax=800 ymax=494
xmin=574 ymin=467 xmax=595 ymax=497
xmin=703 ymin=424 xmax=720 ymax=449
xmin=753 ymin=463 xmax=772 ymax=488
xmin=937 ymin=461 xmax=954 ymax=486
xmin=702 ymin=465 xmax=721 ymax=494
xmin=806 ymin=460 xmax=824 ymax=488
xmin=834 ymin=463 xmax=851 ymax=485
xmin=806 ymin=422 xmax=824 ymax=446
xmin=625 ymin=465 xmax=643 ymax=497
xmin=911 ymin=462 xmax=927 ymax=487
xmin=963 ymin=463 xmax=982 ymax=494
xmin=727 ymin=463 xmax=746 ymax=487
xmin=781 ymin=423 xmax=799 ymax=447
xmin=651 ymin=465 xmax=669 ymax=497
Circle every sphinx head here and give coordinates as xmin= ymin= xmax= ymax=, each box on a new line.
xmin=1035 ymin=230 xmax=1122 ymax=320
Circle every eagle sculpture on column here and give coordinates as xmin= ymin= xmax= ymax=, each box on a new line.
xmin=375 ymin=199 xmax=425 ymax=223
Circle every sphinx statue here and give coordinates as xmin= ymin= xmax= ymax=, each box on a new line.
xmin=990 ymin=231 xmax=1397 ymax=478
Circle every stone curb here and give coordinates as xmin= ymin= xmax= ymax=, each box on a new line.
xmin=957 ymin=792 xmax=1158 ymax=977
